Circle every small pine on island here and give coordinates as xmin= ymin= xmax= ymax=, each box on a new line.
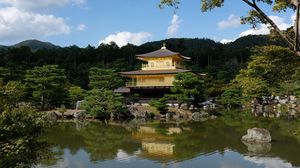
xmin=119 ymin=44 xmax=191 ymax=98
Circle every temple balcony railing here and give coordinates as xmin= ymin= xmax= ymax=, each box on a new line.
xmin=141 ymin=63 xmax=185 ymax=70
xmin=141 ymin=64 xmax=175 ymax=70
xmin=126 ymin=81 xmax=173 ymax=87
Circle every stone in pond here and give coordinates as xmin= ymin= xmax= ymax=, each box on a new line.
xmin=241 ymin=128 xmax=271 ymax=143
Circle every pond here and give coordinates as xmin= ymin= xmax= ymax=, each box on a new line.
xmin=35 ymin=112 xmax=300 ymax=168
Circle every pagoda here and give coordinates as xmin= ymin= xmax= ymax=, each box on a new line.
xmin=120 ymin=44 xmax=191 ymax=98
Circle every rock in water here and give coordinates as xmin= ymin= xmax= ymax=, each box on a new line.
xmin=242 ymin=128 xmax=271 ymax=143
xmin=45 ymin=111 xmax=58 ymax=121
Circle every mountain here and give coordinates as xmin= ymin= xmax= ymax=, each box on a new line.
xmin=12 ymin=40 xmax=60 ymax=51
xmin=225 ymin=35 xmax=286 ymax=49
xmin=0 ymin=45 xmax=8 ymax=49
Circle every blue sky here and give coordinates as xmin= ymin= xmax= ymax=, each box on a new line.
xmin=0 ymin=0 xmax=295 ymax=47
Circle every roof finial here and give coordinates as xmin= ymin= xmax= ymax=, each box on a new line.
xmin=161 ymin=42 xmax=166 ymax=49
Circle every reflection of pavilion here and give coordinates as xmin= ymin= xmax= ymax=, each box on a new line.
xmin=131 ymin=126 xmax=182 ymax=162
xmin=142 ymin=141 xmax=175 ymax=155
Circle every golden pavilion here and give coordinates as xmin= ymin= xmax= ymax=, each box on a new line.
xmin=120 ymin=44 xmax=191 ymax=98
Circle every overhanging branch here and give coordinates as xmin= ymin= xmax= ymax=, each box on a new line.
xmin=242 ymin=0 xmax=295 ymax=50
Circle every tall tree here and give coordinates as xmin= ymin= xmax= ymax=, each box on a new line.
xmin=0 ymin=67 xmax=9 ymax=86
xmin=172 ymin=72 xmax=205 ymax=108
xmin=25 ymin=65 xmax=67 ymax=110
xmin=159 ymin=0 xmax=300 ymax=55
xmin=89 ymin=67 xmax=123 ymax=90
xmin=82 ymin=89 xmax=124 ymax=119
xmin=2 ymin=81 xmax=27 ymax=109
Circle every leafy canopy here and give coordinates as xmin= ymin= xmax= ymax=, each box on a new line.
xmin=89 ymin=67 xmax=123 ymax=90
xmin=82 ymin=89 xmax=124 ymax=119
xmin=0 ymin=107 xmax=48 ymax=167
xmin=222 ymin=45 xmax=300 ymax=104
xmin=172 ymin=72 xmax=205 ymax=107
xmin=25 ymin=65 xmax=67 ymax=110
xmin=150 ymin=97 xmax=169 ymax=114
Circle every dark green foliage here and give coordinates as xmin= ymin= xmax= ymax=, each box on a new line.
xmin=68 ymin=86 xmax=86 ymax=104
xmin=0 ymin=107 xmax=48 ymax=167
xmin=223 ymin=46 xmax=300 ymax=104
xmin=89 ymin=67 xmax=123 ymax=90
xmin=150 ymin=97 xmax=169 ymax=114
xmin=2 ymin=81 xmax=27 ymax=109
xmin=25 ymin=65 xmax=67 ymax=110
xmin=0 ymin=67 xmax=10 ymax=85
xmin=219 ymin=84 xmax=242 ymax=106
xmin=172 ymin=72 xmax=205 ymax=108
xmin=83 ymin=89 xmax=124 ymax=119
xmin=278 ymin=66 xmax=300 ymax=97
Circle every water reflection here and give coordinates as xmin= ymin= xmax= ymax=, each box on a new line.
xmin=244 ymin=156 xmax=294 ymax=168
xmin=251 ymin=105 xmax=299 ymax=120
xmin=35 ymin=118 xmax=300 ymax=168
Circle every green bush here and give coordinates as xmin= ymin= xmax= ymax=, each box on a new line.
xmin=150 ymin=98 xmax=168 ymax=115
xmin=0 ymin=107 xmax=48 ymax=167
xmin=82 ymin=89 xmax=125 ymax=119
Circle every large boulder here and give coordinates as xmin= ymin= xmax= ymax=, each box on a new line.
xmin=242 ymin=128 xmax=271 ymax=143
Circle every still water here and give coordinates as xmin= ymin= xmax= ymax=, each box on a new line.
xmin=35 ymin=114 xmax=300 ymax=168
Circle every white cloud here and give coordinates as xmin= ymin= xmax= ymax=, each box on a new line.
xmin=244 ymin=156 xmax=293 ymax=168
xmin=72 ymin=0 xmax=86 ymax=5
xmin=0 ymin=0 xmax=86 ymax=11
xmin=239 ymin=15 xmax=292 ymax=37
xmin=220 ymin=39 xmax=234 ymax=44
xmin=0 ymin=7 xmax=70 ymax=43
xmin=218 ymin=14 xmax=294 ymax=43
xmin=0 ymin=0 xmax=69 ymax=11
xmin=218 ymin=14 xmax=240 ymax=29
xmin=77 ymin=24 xmax=86 ymax=31
xmin=99 ymin=32 xmax=152 ymax=47
xmin=167 ymin=14 xmax=182 ymax=37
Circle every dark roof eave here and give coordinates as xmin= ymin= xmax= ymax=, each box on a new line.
xmin=119 ymin=69 xmax=191 ymax=76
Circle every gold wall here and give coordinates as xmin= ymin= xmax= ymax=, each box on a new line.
xmin=126 ymin=74 xmax=175 ymax=87
xmin=141 ymin=57 xmax=184 ymax=70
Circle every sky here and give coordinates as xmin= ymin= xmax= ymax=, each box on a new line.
xmin=0 ymin=0 xmax=295 ymax=47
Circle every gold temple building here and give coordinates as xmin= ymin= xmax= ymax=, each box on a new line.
xmin=120 ymin=44 xmax=191 ymax=98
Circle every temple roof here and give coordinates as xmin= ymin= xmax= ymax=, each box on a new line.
xmin=120 ymin=69 xmax=191 ymax=76
xmin=136 ymin=46 xmax=190 ymax=60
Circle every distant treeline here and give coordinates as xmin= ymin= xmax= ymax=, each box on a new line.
xmin=0 ymin=35 xmax=284 ymax=89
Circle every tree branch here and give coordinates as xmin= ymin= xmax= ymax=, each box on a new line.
xmin=242 ymin=0 xmax=295 ymax=51
xmin=242 ymin=0 xmax=255 ymax=8
xmin=295 ymin=4 xmax=299 ymax=51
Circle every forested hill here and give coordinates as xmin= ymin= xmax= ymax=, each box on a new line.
xmin=0 ymin=40 xmax=60 ymax=51
xmin=142 ymin=35 xmax=285 ymax=69
xmin=0 ymin=45 xmax=8 ymax=49
xmin=0 ymin=35 xmax=286 ymax=88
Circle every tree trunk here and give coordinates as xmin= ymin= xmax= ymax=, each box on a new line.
xmin=41 ymin=85 xmax=46 ymax=110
